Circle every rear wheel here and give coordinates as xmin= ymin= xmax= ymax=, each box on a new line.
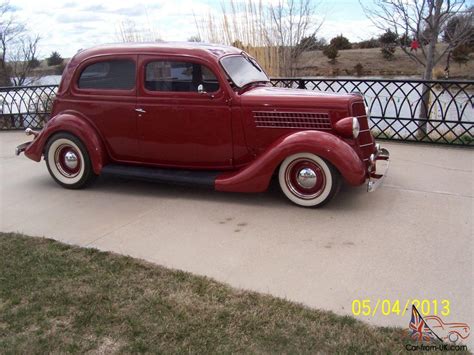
xmin=45 ymin=133 xmax=96 ymax=189
xmin=278 ymin=153 xmax=340 ymax=207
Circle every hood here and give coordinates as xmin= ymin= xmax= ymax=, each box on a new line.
xmin=240 ymin=86 xmax=362 ymax=110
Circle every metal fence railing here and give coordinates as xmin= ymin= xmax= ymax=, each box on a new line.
xmin=1 ymin=79 xmax=473 ymax=146
xmin=271 ymin=78 xmax=473 ymax=146
xmin=0 ymin=85 xmax=56 ymax=130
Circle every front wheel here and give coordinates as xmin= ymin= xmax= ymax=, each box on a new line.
xmin=278 ymin=153 xmax=340 ymax=207
xmin=45 ymin=133 xmax=96 ymax=189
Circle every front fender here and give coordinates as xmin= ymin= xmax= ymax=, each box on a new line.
xmin=215 ymin=131 xmax=366 ymax=193
xmin=24 ymin=113 xmax=106 ymax=175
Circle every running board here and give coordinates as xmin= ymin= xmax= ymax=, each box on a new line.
xmin=101 ymin=164 xmax=220 ymax=188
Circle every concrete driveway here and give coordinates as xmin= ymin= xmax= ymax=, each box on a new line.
xmin=1 ymin=131 xmax=472 ymax=341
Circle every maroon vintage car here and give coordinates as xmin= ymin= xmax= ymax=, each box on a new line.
xmin=16 ymin=43 xmax=389 ymax=207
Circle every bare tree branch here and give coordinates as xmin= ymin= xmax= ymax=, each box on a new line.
xmin=115 ymin=18 xmax=161 ymax=43
xmin=0 ymin=1 xmax=43 ymax=86
xmin=360 ymin=0 xmax=471 ymax=80
xmin=361 ymin=0 xmax=472 ymax=137
xmin=197 ymin=0 xmax=323 ymax=76
xmin=9 ymin=34 xmax=40 ymax=86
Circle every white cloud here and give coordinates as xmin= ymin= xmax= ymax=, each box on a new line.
xmin=320 ymin=19 xmax=380 ymax=42
xmin=11 ymin=0 xmax=376 ymax=59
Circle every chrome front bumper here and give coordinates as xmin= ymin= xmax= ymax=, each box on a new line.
xmin=367 ymin=144 xmax=390 ymax=192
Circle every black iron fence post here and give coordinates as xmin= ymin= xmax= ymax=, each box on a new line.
xmin=298 ymin=79 xmax=306 ymax=89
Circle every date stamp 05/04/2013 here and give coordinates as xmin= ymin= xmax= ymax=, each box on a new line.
xmin=351 ymin=299 xmax=450 ymax=317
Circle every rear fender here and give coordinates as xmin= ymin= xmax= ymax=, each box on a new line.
xmin=215 ymin=131 xmax=366 ymax=193
xmin=24 ymin=113 xmax=106 ymax=174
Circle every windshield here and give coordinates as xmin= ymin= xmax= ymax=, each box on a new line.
xmin=220 ymin=54 xmax=269 ymax=88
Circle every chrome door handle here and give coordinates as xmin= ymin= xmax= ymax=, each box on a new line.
xmin=135 ymin=108 xmax=146 ymax=113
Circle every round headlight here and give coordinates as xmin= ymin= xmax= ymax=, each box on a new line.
xmin=352 ymin=117 xmax=360 ymax=139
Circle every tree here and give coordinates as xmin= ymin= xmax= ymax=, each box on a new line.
xmin=8 ymin=34 xmax=40 ymax=86
xmin=267 ymin=0 xmax=324 ymax=75
xmin=315 ymin=37 xmax=327 ymax=49
xmin=443 ymin=9 xmax=474 ymax=45
xmin=116 ymin=19 xmax=161 ymax=42
xmin=47 ymin=51 xmax=63 ymax=66
xmin=379 ymin=29 xmax=398 ymax=60
xmin=442 ymin=9 xmax=473 ymax=73
xmin=361 ymin=0 xmax=473 ymax=136
xmin=329 ymin=35 xmax=351 ymax=50
xmin=361 ymin=0 xmax=472 ymax=80
xmin=29 ymin=56 xmax=40 ymax=69
xmin=298 ymin=35 xmax=326 ymax=51
xmin=379 ymin=29 xmax=398 ymax=44
xmin=399 ymin=33 xmax=411 ymax=47
xmin=231 ymin=40 xmax=244 ymax=49
xmin=0 ymin=1 xmax=42 ymax=86
xmin=187 ymin=35 xmax=202 ymax=42
xmin=323 ymin=45 xmax=339 ymax=64
xmin=196 ymin=0 xmax=324 ymax=76
xmin=355 ymin=38 xmax=379 ymax=48
xmin=380 ymin=46 xmax=396 ymax=60
xmin=0 ymin=1 xmax=24 ymax=85
xmin=451 ymin=44 xmax=471 ymax=65
xmin=354 ymin=63 xmax=364 ymax=76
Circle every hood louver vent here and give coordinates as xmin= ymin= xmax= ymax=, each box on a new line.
xmin=253 ymin=111 xmax=331 ymax=130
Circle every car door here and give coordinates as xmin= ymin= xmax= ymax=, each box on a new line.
xmin=72 ymin=55 xmax=139 ymax=161
xmin=136 ymin=55 xmax=233 ymax=169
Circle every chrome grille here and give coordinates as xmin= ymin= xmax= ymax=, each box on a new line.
xmin=253 ymin=111 xmax=331 ymax=130
xmin=352 ymin=102 xmax=374 ymax=161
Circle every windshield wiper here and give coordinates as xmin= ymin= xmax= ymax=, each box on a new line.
xmin=241 ymin=52 xmax=262 ymax=72
xmin=247 ymin=58 xmax=262 ymax=72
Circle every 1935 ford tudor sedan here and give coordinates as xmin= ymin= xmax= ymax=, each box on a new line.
xmin=16 ymin=43 xmax=389 ymax=207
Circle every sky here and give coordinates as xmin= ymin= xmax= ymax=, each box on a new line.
xmin=10 ymin=0 xmax=381 ymax=59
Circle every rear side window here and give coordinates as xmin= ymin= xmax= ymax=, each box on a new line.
xmin=78 ymin=60 xmax=136 ymax=90
xmin=145 ymin=61 xmax=219 ymax=92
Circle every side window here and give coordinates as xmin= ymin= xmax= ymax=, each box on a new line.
xmin=145 ymin=61 xmax=220 ymax=93
xmin=78 ymin=60 xmax=136 ymax=90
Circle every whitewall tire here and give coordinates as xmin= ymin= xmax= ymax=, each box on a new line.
xmin=45 ymin=133 xmax=96 ymax=189
xmin=278 ymin=153 xmax=340 ymax=207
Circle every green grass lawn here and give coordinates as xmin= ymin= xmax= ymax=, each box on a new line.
xmin=0 ymin=232 xmax=459 ymax=354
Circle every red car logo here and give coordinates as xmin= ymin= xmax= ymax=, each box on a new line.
xmin=424 ymin=315 xmax=471 ymax=343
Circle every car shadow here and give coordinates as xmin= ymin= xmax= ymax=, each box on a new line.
xmin=85 ymin=174 xmax=367 ymax=211
xmin=33 ymin=172 xmax=368 ymax=211
xmin=93 ymin=174 xmax=284 ymax=207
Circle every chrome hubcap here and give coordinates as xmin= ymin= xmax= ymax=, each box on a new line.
xmin=54 ymin=144 xmax=81 ymax=178
xmin=296 ymin=168 xmax=317 ymax=189
xmin=64 ymin=151 xmax=78 ymax=170
xmin=285 ymin=158 xmax=326 ymax=200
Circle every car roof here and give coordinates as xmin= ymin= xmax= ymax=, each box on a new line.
xmin=72 ymin=42 xmax=242 ymax=63
xmin=57 ymin=42 xmax=242 ymax=95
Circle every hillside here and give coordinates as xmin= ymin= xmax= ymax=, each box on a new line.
xmin=29 ymin=46 xmax=474 ymax=80
xmin=296 ymin=46 xmax=473 ymax=79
